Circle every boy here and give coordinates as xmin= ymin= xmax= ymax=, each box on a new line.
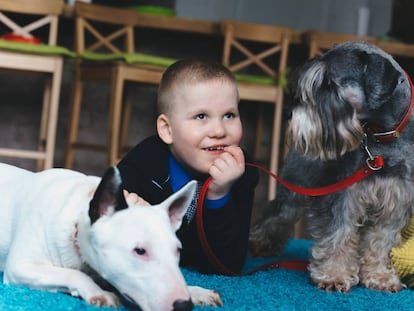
xmin=117 ymin=59 xmax=259 ymax=274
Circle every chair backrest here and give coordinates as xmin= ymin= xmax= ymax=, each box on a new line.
xmin=221 ymin=19 xmax=293 ymax=80
xmin=0 ymin=0 xmax=64 ymax=46
xmin=377 ymin=40 xmax=414 ymax=59
xmin=74 ymin=2 xmax=137 ymax=54
xmin=306 ymin=30 xmax=378 ymax=59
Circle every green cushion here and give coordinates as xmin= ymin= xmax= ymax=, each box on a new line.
xmin=79 ymin=52 xmax=176 ymax=67
xmin=235 ymin=73 xmax=277 ymax=85
xmin=0 ymin=39 xmax=75 ymax=57
xmin=129 ymin=5 xmax=176 ymax=16
xmin=235 ymin=71 xmax=288 ymax=91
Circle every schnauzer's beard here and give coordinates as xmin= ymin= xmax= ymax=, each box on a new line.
xmin=288 ymin=107 xmax=364 ymax=161
xmin=288 ymin=62 xmax=365 ymax=161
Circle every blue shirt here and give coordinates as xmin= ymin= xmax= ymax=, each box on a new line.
xmin=168 ymin=155 xmax=230 ymax=209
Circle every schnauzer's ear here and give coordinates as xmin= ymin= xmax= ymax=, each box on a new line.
xmin=358 ymin=51 xmax=400 ymax=110
xmin=292 ymin=56 xmax=365 ymax=160
xmin=296 ymin=58 xmax=356 ymax=128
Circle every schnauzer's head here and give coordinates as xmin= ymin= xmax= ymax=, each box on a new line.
xmin=290 ymin=41 xmax=411 ymax=160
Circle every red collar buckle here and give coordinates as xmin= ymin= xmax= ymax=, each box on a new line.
xmin=366 ymin=156 xmax=384 ymax=171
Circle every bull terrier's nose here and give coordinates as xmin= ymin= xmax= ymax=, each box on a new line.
xmin=172 ymin=299 xmax=193 ymax=311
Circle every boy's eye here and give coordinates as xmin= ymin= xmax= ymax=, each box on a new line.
xmin=196 ymin=113 xmax=206 ymax=120
xmin=224 ymin=113 xmax=235 ymax=119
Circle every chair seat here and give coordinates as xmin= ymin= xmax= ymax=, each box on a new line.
xmin=79 ymin=51 xmax=176 ymax=66
xmin=0 ymin=39 xmax=74 ymax=57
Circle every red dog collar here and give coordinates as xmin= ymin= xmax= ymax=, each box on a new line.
xmin=365 ymin=71 xmax=414 ymax=142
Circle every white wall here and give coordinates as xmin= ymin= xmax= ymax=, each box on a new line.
xmin=175 ymin=0 xmax=393 ymax=37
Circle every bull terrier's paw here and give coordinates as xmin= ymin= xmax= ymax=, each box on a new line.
xmin=188 ymin=286 xmax=223 ymax=307
xmin=88 ymin=291 xmax=120 ymax=307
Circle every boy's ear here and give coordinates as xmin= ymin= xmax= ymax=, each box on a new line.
xmin=157 ymin=114 xmax=173 ymax=144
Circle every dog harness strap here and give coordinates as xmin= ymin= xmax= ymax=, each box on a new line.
xmin=365 ymin=71 xmax=414 ymax=142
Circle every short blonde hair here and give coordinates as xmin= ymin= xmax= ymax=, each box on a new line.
xmin=157 ymin=59 xmax=238 ymax=115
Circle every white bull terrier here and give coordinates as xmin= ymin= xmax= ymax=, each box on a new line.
xmin=0 ymin=163 xmax=222 ymax=310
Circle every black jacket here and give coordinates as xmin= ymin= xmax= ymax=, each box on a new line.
xmin=117 ymin=135 xmax=259 ymax=273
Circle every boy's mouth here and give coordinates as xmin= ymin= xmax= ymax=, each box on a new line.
xmin=204 ymin=146 xmax=225 ymax=151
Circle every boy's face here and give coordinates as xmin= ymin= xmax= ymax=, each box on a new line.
xmin=158 ymin=79 xmax=242 ymax=175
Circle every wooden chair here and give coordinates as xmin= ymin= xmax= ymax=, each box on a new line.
xmin=64 ymin=2 xmax=175 ymax=169
xmin=221 ymin=19 xmax=293 ymax=199
xmin=306 ymin=30 xmax=378 ymax=58
xmin=0 ymin=0 xmax=70 ymax=169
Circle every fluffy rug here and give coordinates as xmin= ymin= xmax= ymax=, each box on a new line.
xmin=1 ymin=239 xmax=414 ymax=310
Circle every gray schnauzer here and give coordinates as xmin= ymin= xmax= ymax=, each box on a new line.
xmin=249 ymin=41 xmax=414 ymax=292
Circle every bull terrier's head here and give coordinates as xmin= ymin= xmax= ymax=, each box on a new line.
xmin=82 ymin=166 xmax=196 ymax=311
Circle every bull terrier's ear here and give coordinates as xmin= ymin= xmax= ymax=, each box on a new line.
xmin=89 ymin=166 xmax=128 ymax=224
xmin=160 ymin=180 xmax=197 ymax=231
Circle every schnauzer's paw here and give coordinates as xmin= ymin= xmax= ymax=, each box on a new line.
xmin=312 ymin=273 xmax=359 ymax=293
xmin=315 ymin=280 xmax=353 ymax=293
xmin=360 ymin=272 xmax=403 ymax=292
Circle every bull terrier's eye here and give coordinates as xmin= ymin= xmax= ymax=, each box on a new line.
xmin=134 ymin=247 xmax=146 ymax=256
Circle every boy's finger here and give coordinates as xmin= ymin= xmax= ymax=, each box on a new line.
xmin=224 ymin=145 xmax=245 ymax=166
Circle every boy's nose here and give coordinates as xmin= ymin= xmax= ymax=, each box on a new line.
xmin=210 ymin=120 xmax=226 ymax=137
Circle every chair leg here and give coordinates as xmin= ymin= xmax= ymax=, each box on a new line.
xmin=108 ymin=67 xmax=124 ymax=166
xmin=268 ymin=93 xmax=284 ymax=200
xmin=253 ymin=105 xmax=264 ymax=162
xmin=42 ymin=59 xmax=63 ymax=170
xmin=119 ymin=84 xmax=133 ymax=159
xmin=37 ymin=76 xmax=51 ymax=170
xmin=294 ymin=218 xmax=306 ymax=239
xmin=64 ymin=66 xmax=83 ymax=169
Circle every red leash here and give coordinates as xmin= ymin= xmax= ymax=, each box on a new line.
xmin=195 ymin=157 xmax=384 ymax=276
xmin=244 ymin=157 xmax=383 ymax=197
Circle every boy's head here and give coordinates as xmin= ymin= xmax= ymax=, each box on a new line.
xmin=156 ymin=59 xmax=243 ymax=175
xmin=157 ymin=58 xmax=238 ymax=115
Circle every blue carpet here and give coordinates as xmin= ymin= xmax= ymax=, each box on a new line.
xmin=1 ymin=239 xmax=414 ymax=310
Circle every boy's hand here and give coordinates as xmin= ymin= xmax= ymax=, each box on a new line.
xmin=123 ymin=190 xmax=150 ymax=206
xmin=207 ymin=145 xmax=245 ymax=199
